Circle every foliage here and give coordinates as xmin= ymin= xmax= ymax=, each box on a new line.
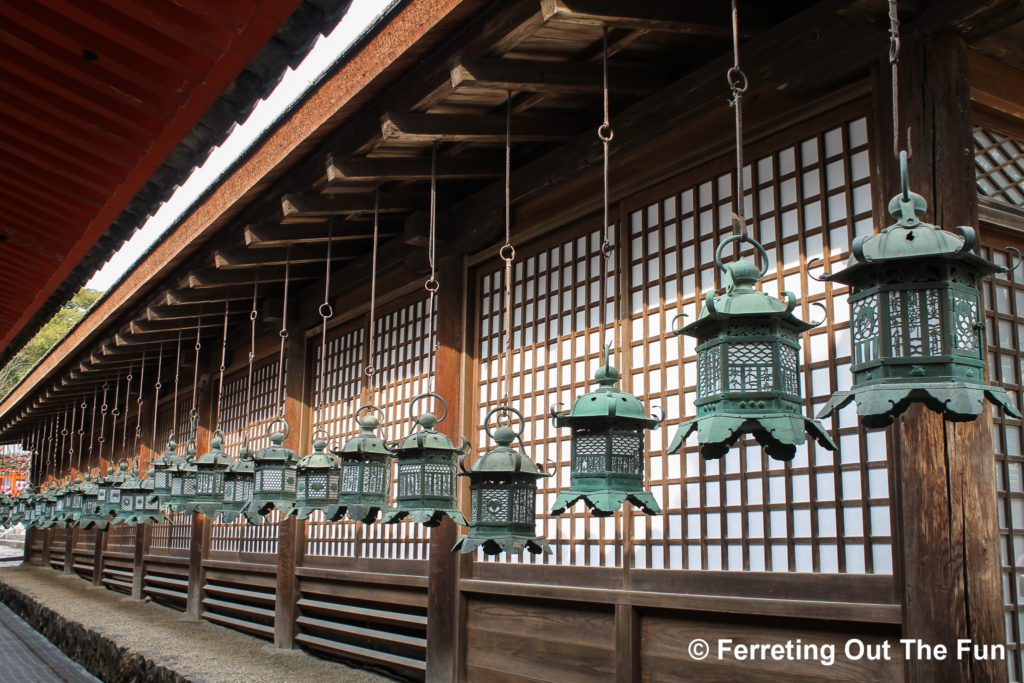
xmin=0 ymin=289 xmax=103 ymax=399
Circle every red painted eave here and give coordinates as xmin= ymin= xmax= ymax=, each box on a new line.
xmin=0 ymin=0 xmax=305 ymax=356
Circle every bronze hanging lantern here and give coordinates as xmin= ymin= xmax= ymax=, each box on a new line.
xmin=383 ymin=393 xmax=468 ymax=527
xmin=150 ymin=439 xmax=184 ymax=510
xmin=669 ymin=235 xmax=838 ymax=461
xmin=551 ymin=346 xmax=663 ymax=517
xmin=332 ymin=407 xmax=394 ymax=524
xmin=38 ymin=484 xmax=60 ymax=529
xmin=77 ymin=473 xmax=106 ymax=530
xmin=292 ymin=435 xmax=341 ymax=519
xmin=114 ymin=466 xmax=164 ymax=525
xmin=817 ymin=153 xmax=1022 ymax=428
xmin=453 ymin=407 xmax=551 ymax=556
xmin=167 ymin=443 xmax=198 ymax=512
xmin=64 ymin=475 xmax=85 ymax=526
xmin=179 ymin=433 xmax=231 ymax=517
xmin=245 ymin=421 xmax=298 ymax=523
xmin=220 ymin=447 xmax=255 ymax=523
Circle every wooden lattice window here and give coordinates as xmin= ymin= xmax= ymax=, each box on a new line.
xmin=976 ymin=126 xmax=1024 ymax=207
xmin=209 ymin=359 xmax=284 ymax=555
xmin=472 ymin=112 xmax=893 ymax=573
xmin=149 ymin=511 xmax=192 ymax=551
xmin=982 ymin=245 xmax=1024 ymax=681
xmin=107 ymin=523 xmax=136 ymax=548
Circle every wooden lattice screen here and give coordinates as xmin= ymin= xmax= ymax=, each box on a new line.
xmin=976 ymin=126 xmax=1024 ymax=207
xmin=472 ymin=111 xmax=894 ymax=573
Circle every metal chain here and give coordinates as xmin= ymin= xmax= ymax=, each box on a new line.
xmin=425 ymin=143 xmax=439 ymax=393
xmin=97 ymin=382 xmax=109 ymax=462
xmin=889 ymin=0 xmax=901 ymax=159
xmin=500 ymin=90 xmax=515 ymax=409
xmin=172 ymin=329 xmax=182 ymax=442
xmin=366 ymin=188 xmax=380 ymax=405
xmin=314 ymin=221 xmax=334 ymax=438
xmin=88 ymin=384 xmax=97 ymax=464
xmin=728 ymin=0 xmax=749 ymax=239
xmin=243 ymin=277 xmax=258 ymax=452
xmin=152 ymin=343 xmax=163 ymax=458
xmin=276 ymin=247 xmax=291 ymax=419
xmin=60 ymin=403 xmax=70 ymax=478
xmin=214 ymin=300 xmax=229 ymax=433
xmin=598 ymin=26 xmax=615 ymax=349
xmin=189 ymin=319 xmax=203 ymax=448
xmin=133 ymin=350 xmax=146 ymax=464
xmin=76 ymin=395 xmax=86 ymax=474
xmin=121 ymin=367 xmax=132 ymax=464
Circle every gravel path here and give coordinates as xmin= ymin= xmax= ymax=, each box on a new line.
xmin=0 ymin=565 xmax=396 ymax=683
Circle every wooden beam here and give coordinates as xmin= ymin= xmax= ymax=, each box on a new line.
xmin=450 ymin=57 xmax=665 ymax=95
xmin=327 ymin=155 xmax=502 ymax=182
xmin=281 ymin=192 xmax=425 ymax=221
xmin=129 ymin=318 xmax=224 ymax=335
xmin=165 ymin=285 xmax=258 ymax=306
xmin=380 ymin=112 xmax=582 ymax=143
xmin=244 ymin=221 xmax=400 ymax=248
xmin=187 ymin=264 xmax=325 ymax=289
xmin=213 ymin=244 xmax=358 ymax=270
xmin=539 ymin=0 xmax=761 ymax=36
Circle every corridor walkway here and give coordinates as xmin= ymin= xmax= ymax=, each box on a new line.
xmin=0 ymin=600 xmax=98 ymax=682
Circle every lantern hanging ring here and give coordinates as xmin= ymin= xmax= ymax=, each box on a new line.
xmin=1006 ymin=247 xmax=1024 ymax=273
xmin=499 ymin=244 xmax=516 ymax=262
xmin=597 ymin=123 xmax=613 ymax=143
xmin=354 ymin=404 xmax=385 ymax=429
xmin=266 ymin=418 xmax=290 ymax=441
xmin=805 ymin=257 xmax=832 ymax=283
xmin=715 ymin=234 xmax=769 ymax=278
xmin=409 ymin=392 xmax=448 ymax=424
xmin=319 ymin=303 xmax=333 ymax=319
xmin=423 ymin=278 xmax=439 ymax=294
xmin=726 ymin=66 xmax=748 ymax=96
xmin=670 ymin=312 xmax=689 ymax=335
xmin=483 ymin=406 xmax=524 ymax=441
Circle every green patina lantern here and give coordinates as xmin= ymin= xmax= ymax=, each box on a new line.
xmin=150 ymin=439 xmax=185 ymax=510
xmin=292 ymin=434 xmax=341 ymax=519
xmin=113 ymin=467 xmax=141 ymax=525
xmin=550 ymin=346 xmax=663 ymax=517
xmin=332 ymin=407 xmax=394 ymax=524
xmin=63 ymin=475 xmax=85 ymax=526
xmin=179 ymin=433 xmax=231 ymax=517
xmin=245 ymin=421 xmax=298 ymax=523
xmin=0 ymin=495 xmax=10 ymax=528
xmin=167 ymin=443 xmax=198 ymax=512
xmin=77 ymin=473 xmax=106 ymax=530
xmin=818 ymin=152 xmax=1022 ymax=428
xmin=383 ymin=393 xmax=469 ymax=527
xmin=99 ymin=462 xmax=130 ymax=524
xmin=113 ymin=467 xmax=164 ymax=525
xmin=669 ymin=235 xmax=838 ymax=461
xmin=37 ymin=484 xmax=59 ymax=529
xmin=23 ymin=487 xmax=41 ymax=529
xmin=219 ymin=447 xmax=255 ymax=523
xmin=453 ymin=407 xmax=551 ymax=556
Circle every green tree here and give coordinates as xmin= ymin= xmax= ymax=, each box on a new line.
xmin=0 ymin=288 xmax=103 ymax=399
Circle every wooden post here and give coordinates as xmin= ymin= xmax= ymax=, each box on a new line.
xmin=275 ymin=298 xmax=308 ymax=649
xmin=426 ymin=256 xmax=465 ymax=681
xmin=92 ymin=528 xmax=104 ymax=586
xmin=23 ymin=526 xmax=34 ymax=565
xmin=40 ymin=526 xmax=51 ymax=567
xmin=64 ymin=526 xmax=76 ymax=575
xmin=186 ymin=367 xmax=214 ymax=620
xmin=131 ymin=523 xmax=148 ymax=598
xmin=877 ymin=34 xmax=1005 ymax=681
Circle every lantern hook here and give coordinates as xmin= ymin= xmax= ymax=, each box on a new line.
xmin=1006 ymin=247 xmax=1023 ymax=274
xmin=808 ymin=301 xmax=829 ymax=327
xmin=549 ymin=402 xmax=565 ymax=424
xmin=781 ymin=290 xmax=798 ymax=315
xmin=409 ymin=392 xmax=448 ymax=424
xmin=715 ymin=234 xmax=769 ymax=279
xmin=670 ymin=312 xmax=689 ymax=336
xmin=805 ymin=257 xmax=832 ymax=283
xmin=266 ymin=418 xmax=290 ymax=441
xmin=649 ymin=404 xmax=665 ymax=429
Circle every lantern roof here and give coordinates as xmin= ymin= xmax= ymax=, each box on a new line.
xmin=297 ymin=438 xmax=338 ymax=470
xmin=682 ymin=237 xmax=816 ymax=335
xmin=194 ymin=435 xmax=233 ymax=469
xmin=557 ymin=346 xmax=660 ymax=426
xmin=80 ymin=474 xmax=97 ymax=497
xmin=254 ymin=429 xmax=298 ymax=465
xmin=464 ymin=424 xmax=545 ymax=477
xmin=116 ymin=467 xmax=142 ymax=491
xmin=153 ymin=439 xmax=186 ymax=470
xmin=826 ymin=186 xmax=1007 ymax=285
xmin=228 ymin=450 xmax=255 ymax=475
xmin=337 ymin=411 xmax=394 ymax=458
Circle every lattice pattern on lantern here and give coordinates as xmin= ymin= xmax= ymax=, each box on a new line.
xmin=629 ymin=115 xmax=893 ymax=574
xmin=475 ymin=227 xmax=620 ymax=567
xmin=852 ymin=294 xmax=879 ymax=364
xmin=778 ymin=346 xmax=800 ymax=396
xmin=611 ymin=433 xmax=643 ymax=472
xmin=974 ymin=125 xmax=1024 ymax=207
xmin=183 ymin=477 xmax=196 ymax=496
xmin=698 ymin=346 xmax=722 ymax=396
xmin=953 ymin=296 xmax=981 ymax=353
xmin=727 ymin=342 xmax=773 ymax=392
xmin=981 ymin=244 xmax=1024 ymax=680
xmin=477 ymin=487 xmax=508 ymax=522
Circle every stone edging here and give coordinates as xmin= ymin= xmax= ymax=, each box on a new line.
xmin=0 ymin=580 xmax=188 ymax=683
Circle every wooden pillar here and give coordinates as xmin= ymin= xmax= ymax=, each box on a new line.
xmin=426 ymin=256 xmax=466 ymax=682
xmin=64 ymin=526 xmax=76 ymax=575
xmin=186 ymin=368 xmax=213 ymax=620
xmin=23 ymin=526 xmax=35 ymax=565
xmin=40 ymin=526 xmax=51 ymax=567
xmin=92 ymin=528 xmax=104 ymax=586
xmin=875 ymin=34 xmax=1005 ymax=681
xmin=131 ymin=523 xmax=148 ymax=598
xmin=275 ymin=298 xmax=309 ymax=649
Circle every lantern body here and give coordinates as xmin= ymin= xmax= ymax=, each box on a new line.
xmin=179 ymin=436 xmax=232 ymax=517
xmin=453 ymin=414 xmax=551 ymax=556
xmin=292 ymin=439 xmax=340 ymax=519
xmin=819 ymin=175 xmax=1021 ymax=428
xmin=97 ymin=464 xmax=129 ymax=525
xmin=151 ymin=440 xmax=185 ymax=510
xmin=551 ymin=352 xmax=661 ymax=517
xmin=245 ymin=430 xmax=298 ymax=523
xmin=219 ymin=453 xmax=254 ymax=523
xmin=383 ymin=399 xmax=469 ymax=527
xmin=669 ymin=236 xmax=837 ymax=461
xmin=77 ymin=475 xmax=104 ymax=530
xmin=333 ymin=412 xmax=394 ymax=524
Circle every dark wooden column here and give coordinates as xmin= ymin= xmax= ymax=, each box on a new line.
xmin=40 ymin=526 xmax=51 ymax=567
xmin=92 ymin=529 xmax=104 ymax=586
xmin=186 ymin=369 xmax=213 ymax=620
xmin=426 ymin=255 xmax=466 ymax=682
xmin=64 ymin=526 xmax=77 ymax=575
xmin=23 ymin=526 xmax=34 ymax=565
xmin=131 ymin=524 xmax=149 ymax=598
xmin=875 ymin=34 xmax=1005 ymax=682
xmin=275 ymin=299 xmax=308 ymax=649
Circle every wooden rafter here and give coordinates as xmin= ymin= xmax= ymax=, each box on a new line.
xmin=213 ymin=244 xmax=358 ymax=270
xmin=539 ymin=0 xmax=761 ymax=35
xmin=281 ymin=192 xmax=426 ymax=221
xmin=450 ymin=57 xmax=666 ymax=95
xmin=380 ymin=112 xmax=582 ymax=143
xmin=243 ymin=221 xmax=400 ymax=248
xmin=327 ymin=155 xmax=503 ymax=182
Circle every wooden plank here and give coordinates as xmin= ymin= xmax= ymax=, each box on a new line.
xmin=202 ymin=597 xmax=276 ymax=619
xmin=969 ymin=49 xmax=1024 ymax=123
xmin=187 ymin=264 xmax=324 ymax=289
xmin=296 ymin=615 xmax=427 ymax=650
xmin=144 ymin=585 xmax=187 ymax=601
xmin=281 ymin=192 xmax=426 ymax=220
xmin=451 ymin=57 xmax=664 ymax=95
xmin=165 ymin=285 xmax=259 ymax=305
xmin=465 ymin=627 xmax=615 ymax=683
xmin=327 ymin=155 xmax=502 ymax=183
xmin=295 ymin=633 xmax=426 ymax=672
xmin=539 ymin=0 xmax=762 ymax=36
xmin=296 ymin=598 xmax=427 ymax=627
xmin=381 ymin=112 xmax=582 ymax=143
xmin=298 ymin=579 xmax=428 ymax=609
xmin=203 ymin=584 xmax=276 ymax=604
xmin=615 ymin=604 xmax=638 ymax=683
xmin=243 ymin=222 xmax=399 ymax=248
xmin=202 ymin=611 xmax=275 ymax=637
xmin=213 ymin=244 xmax=358 ymax=270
